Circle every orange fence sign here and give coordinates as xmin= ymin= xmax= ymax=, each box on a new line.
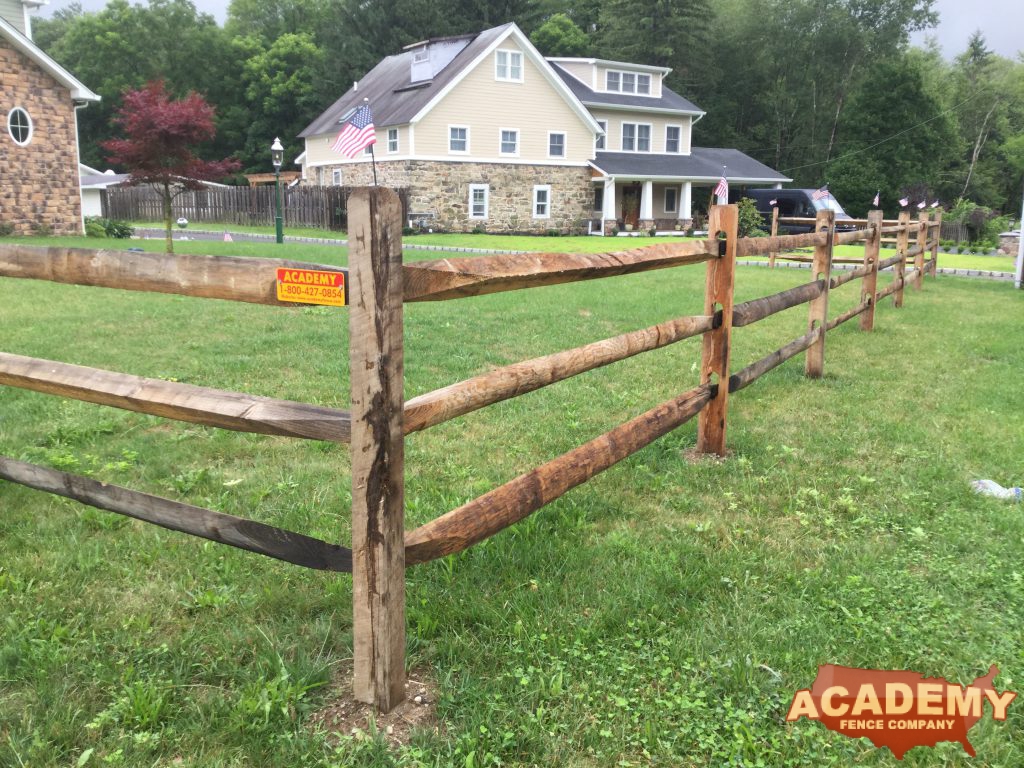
xmin=276 ymin=268 xmax=347 ymax=307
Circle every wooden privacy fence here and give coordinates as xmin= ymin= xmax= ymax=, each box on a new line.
xmin=104 ymin=184 xmax=409 ymax=231
xmin=0 ymin=189 xmax=942 ymax=713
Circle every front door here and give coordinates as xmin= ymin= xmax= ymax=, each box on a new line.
xmin=622 ymin=184 xmax=641 ymax=228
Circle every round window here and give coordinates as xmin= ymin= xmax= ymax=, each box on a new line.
xmin=8 ymin=108 xmax=33 ymax=146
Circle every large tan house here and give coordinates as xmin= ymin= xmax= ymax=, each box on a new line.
xmin=1 ymin=0 xmax=99 ymax=235
xmin=299 ymin=23 xmax=788 ymax=234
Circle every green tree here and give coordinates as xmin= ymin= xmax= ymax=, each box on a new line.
xmin=530 ymin=13 xmax=589 ymax=56
xmin=239 ymin=33 xmax=326 ymax=172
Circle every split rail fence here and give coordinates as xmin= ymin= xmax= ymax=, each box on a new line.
xmin=0 ymin=189 xmax=942 ymax=713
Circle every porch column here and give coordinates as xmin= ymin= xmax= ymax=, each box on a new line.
xmin=640 ymin=180 xmax=653 ymax=221
xmin=680 ymin=182 xmax=692 ymax=222
xmin=602 ymin=177 xmax=616 ymax=225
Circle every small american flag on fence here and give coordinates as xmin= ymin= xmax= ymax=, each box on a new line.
xmin=812 ymin=186 xmax=829 ymax=201
xmin=872 ymin=191 xmax=880 ymax=207
xmin=331 ymin=104 xmax=376 ymax=159
xmin=899 ymin=197 xmax=909 ymax=207
xmin=713 ymin=176 xmax=728 ymax=203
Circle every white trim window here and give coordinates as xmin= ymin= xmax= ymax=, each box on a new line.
xmin=605 ymin=70 xmax=651 ymax=95
xmin=595 ymin=120 xmax=606 ymax=151
xmin=331 ymin=168 xmax=342 ymax=186
xmin=664 ymin=187 xmax=678 ymax=213
xmin=449 ymin=125 xmax=469 ymax=154
xmin=533 ymin=184 xmax=551 ymax=219
xmin=469 ymin=184 xmax=489 ymax=219
xmin=548 ymin=131 xmax=566 ymax=158
xmin=7 ymin=107 xmax=32 ymax=146
xmin=621 ymin=122 xmax=651 ymax=152
xmin=387 ymin=128 xmax=399 ymax=153
xmin=495 ymin=49 xmax=523 ymax=82
xmin=665 ymin=125 xmax=681 ymax=154
xmin=499 ymin=128 xmax=519 ymax=156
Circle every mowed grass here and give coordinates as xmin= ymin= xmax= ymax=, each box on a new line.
xmin=1 ymin=235 xmax=1023 ymax=767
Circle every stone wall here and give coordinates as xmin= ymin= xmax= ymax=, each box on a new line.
xmin=0 ymin=40 xmax=83 ymax=235
xmin=998 ymin=232 xmax=1020 ymax=255
xmin=316 ymin=160 xmax=594 ymax=233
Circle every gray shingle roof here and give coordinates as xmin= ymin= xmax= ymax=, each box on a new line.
xmin=592 ymin=149 xmax=790 ymax=182
xmin=550 ymin=63 xmax=703 ymax=114
xmin=300 ymin=24 xmax=513 ymax=137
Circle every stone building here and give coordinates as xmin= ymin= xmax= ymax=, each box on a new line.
xmin=1 ymin=2 xmax=99 ymax=235
xmin=299 ymin=23 xmax=788 ymax=234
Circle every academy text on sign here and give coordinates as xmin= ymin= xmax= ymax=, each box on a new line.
xmin=275 ymin=268 xmax=347 ymax=307
xmin=786 ymin=664 xmax=1016 ymax=760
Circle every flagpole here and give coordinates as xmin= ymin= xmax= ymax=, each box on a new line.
xmin=364 ymin=97 xmax=378 ymax=187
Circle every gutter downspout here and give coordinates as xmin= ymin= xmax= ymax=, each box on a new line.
xmin=73 ymin=100 xmax=90 ymax=234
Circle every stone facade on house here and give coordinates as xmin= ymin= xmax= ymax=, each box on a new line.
xmin=324 ymin=160 xmax=595 ymax=233
xmin=0 ymin=39 xmax=83 ymax=235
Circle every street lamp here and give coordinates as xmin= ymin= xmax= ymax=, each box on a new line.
xmin=271 ymin=137 xmax=284 ymax=244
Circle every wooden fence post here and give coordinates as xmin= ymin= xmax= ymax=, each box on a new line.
xmin=930 ymin=211 xmax=942 ymax=277
xmin=860 ymin=209 xmax=882 ymax=331
xmin=914 ymin=211 xmax=928 ymax=291
xmin=769 ymin=206 xmax=779 ymax=268
xmin=696 ymin=204 xmax=737 ymax=456
xmin=894 ymin=210 xmax=910 ymax=308
xmin=805 ymin=209 xmax=834 ymax=378
xmin=348 ymin=187 xmax=406 ymax=713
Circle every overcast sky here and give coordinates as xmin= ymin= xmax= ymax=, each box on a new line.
xmin=38 ymin=0 xmax=1023 ymax=60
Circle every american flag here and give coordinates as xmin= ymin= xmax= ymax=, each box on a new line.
xmin=713 ymin=176 xmax=728 ymax=203
xmin=769 ymin=198 xmax=778 ymax=206
xmin=872 ymin=191 xmax=880 ymax=207
xmin=899 ymin=197 xmax=909 ymax=207
xmin=331 ymin=104 xmax=376 ymax=158
xmin=811 ymin=186 xmax=829 ymax=201
xmin=917 ymin=200 xmax=927 ymax=209
xmin=930 ymin=200 xmax=940 ymax=208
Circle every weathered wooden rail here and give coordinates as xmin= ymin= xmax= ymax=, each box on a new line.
xmin=0 ymin=190 xmax=940 ymax=714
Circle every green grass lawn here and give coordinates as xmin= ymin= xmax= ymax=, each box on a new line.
xmin=2 ymin=236 xmax=1023 ymax=767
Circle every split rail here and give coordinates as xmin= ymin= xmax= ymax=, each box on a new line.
xmin=0 ymin=189 xmax=941 ymax=713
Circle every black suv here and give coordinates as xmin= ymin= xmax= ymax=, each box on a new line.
xmin=731 ymin=188 xmax=854 ymax=233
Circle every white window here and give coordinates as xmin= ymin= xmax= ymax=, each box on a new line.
xmin=622 ymin=123 xmax=650 ymax=152
xmin=665 ymin=125 xmax=681 ymax=153
xmin=548 ymin=132 xmax=565 ymax=158
xmin=595 ymin=120 xmax=606 ymax=151
xmin=664 ymin=187 xmax=678 ymax=213
xmin=533 ymin=185 xmax=551 ymax=219
xmin=495 ymin=49 xmax=523 ymax=82
xmin=500 ymin=128 xmax=519 ymax=156
xmin=469 ymin=184 xmax=489 ymax=219
xmin=7 ymin=107 xmax=32 ymax=146
xmin=621 ymin=122 xmax=636 ymax=151
xmin=332 ymin=168 xmax=342 ymax=186
xmin=387 ymin=128 xmax=398 ymax=153
xmin=637 ymin=124 xmax=650 ymax=151
xmin=412 ymin=46 xmax=429 ymax=63
xmin=605 ymin=70 xmax=652 ymax=95
xmin=449 ymin=125 xmax=469 ymax=153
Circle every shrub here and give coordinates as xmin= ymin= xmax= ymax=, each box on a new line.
xmin=957 ymin=246 xmax=965 ymax=253
xmin=547 ymin=228 xmax=560 ymax=237
xmin=736 ymin=197 xmax=765 ymax=237
xmin=648 ymin=226 xmax=657 ymax=236
xmin=0 ymin=222 xmax=14 ymax=237
xmin=611 ymin=226 xmax=619 ymax=236
xmin=85 ymin=221 xmax=108 ymax=238
xmin=471 ymin=225 xmax=486 ymax=235
xmin=30 ymin=222 xmax=53 ymax=236
xmin=104 ymin=219 xmax=134 ymax=239
xmin=402 ymin=226 xmax=416 ymax=236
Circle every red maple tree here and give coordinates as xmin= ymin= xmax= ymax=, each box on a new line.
xmin=103 ymin=81 xmax=240 ymax=253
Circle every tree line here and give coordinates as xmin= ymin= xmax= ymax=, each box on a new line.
xmin=36 ymin=0 xmax=1024 ymax=218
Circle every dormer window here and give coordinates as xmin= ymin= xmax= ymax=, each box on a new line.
xmin=605 ymin=70 xmax=651 ymax=95
xmin=412 ymin=47 xmax=429 ymax=64
xmin=495 ymin=50 xmax=523 ymax=82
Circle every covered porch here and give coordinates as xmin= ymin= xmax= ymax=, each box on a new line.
xmin=589 ymin=148 xmax=790 ymax=236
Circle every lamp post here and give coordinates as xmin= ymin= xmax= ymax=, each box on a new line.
xmin=271 ymin=137 xmax=284 ymax=244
